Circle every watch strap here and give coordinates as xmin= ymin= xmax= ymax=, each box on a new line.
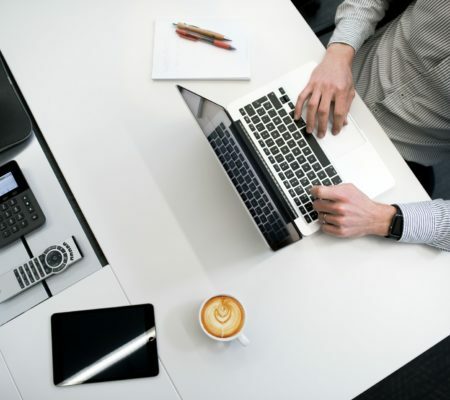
xmin=386 ymin=204 xmax=404 ymax=240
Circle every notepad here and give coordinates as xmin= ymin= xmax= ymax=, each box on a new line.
xmin=152 ymin=18 xmax=250 ymax=80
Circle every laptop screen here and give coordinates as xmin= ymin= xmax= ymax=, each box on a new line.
xmin=177 ymin=86 xmax=301 ymax=250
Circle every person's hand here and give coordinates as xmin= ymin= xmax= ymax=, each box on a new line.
xmin=294 ymin=43 xmax=356 ymax=138
xmin=310 ymin=183 xmax=396 ymax=237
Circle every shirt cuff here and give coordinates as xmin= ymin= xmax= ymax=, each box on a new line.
xmin=398 ymin=200 xmax=450 ymax=249
xmin=328 ymin=19 xmax=372 ymax=52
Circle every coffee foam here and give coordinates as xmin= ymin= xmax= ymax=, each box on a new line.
xmin=201 ymin=295 xmax=245 ymax=339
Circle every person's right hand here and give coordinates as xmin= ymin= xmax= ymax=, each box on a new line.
xmin=294 ymin=43 xmax=356 ymax=138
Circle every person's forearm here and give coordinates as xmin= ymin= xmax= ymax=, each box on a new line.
xmin=325 ymin=43 xmax=355 ymax=68
xmin=370 ymin=203 xmax=397 ymax=237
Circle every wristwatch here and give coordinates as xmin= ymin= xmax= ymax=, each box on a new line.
xmin=386 ymin=204 xmax=403 ymax=240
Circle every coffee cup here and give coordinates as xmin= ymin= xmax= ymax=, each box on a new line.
xmin=199 ymin=294 xmax=249 ymax=346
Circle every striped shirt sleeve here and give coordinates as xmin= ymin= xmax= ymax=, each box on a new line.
xmin=398 ymin=200 xmax=450 ymax=252
xmin=328 ymin=0 xmax=392 ymax=51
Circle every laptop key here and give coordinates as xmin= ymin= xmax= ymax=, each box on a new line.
xmin=290 ymin=161 xmax=300 ymax=170
xmin=331 ymin=176 xmax=342 ymax=184
xmin=268 ymin=92 xmax=282 ymax=109
xmin=262 ymin=115 xmax=270 ymax=123
xmin=270 ymin=146 xmax=280 ymax=155
xmin=244 ymin=105 xmax=256 ymax=116
xmin=251 ymin=115 xmax=260 ymax=124
xmin=312 ymin=163 xmax=321 ymax=172
xmin=307 ymin=155 xmax=317 ymax=164
xmin=266 ymin=123 xmax=275 ymax=131
xmin=257 ymin=108 xmax=266 ymax=116
xmin=295 ymin=169 xmax=305 ymax=179
xmin=275 ymin=138 xmax=285 ymax=147
xmin=285 ymin=170 xmax=294 ymax=179
xmin=325 ymin=165 xmax=337 ymax=177
xmin=252 ymin=96 xmax=267 ymax=109
xmin=317 ymin=170 xmax=327 ymax=180
xmin=275 ymin=154 xmax=284 ymax=163
xmin=268 ymin=109 xmax=277 ymax=118
xmin=266 ymin=138 xmax=275 ymax=147
xmin=285 ymin=154 xmax=294 ymax=163
xmin=278 ymin=125 xmax=287 ymax=133
xmin=280 ymin=162 xmax=289 ymax=171
xmin=261 ymin=130 xmax=270 ymax=139
xmin=280 ymin=146 xmax=290 ymax=155
xmin=282 ymin=132 xmax=292 ymax=141
xmin=287 ymin=140 xmax=296 ymax=148
xmin=271 ymin=130 xmax=280 ymax=139
xmin=256 ymin=123 xmax=264 ymax=131
xmin=300 ymin=127 xmax=332 ymax=166
xmin=273 ymin=117 xmax=282 ymax=125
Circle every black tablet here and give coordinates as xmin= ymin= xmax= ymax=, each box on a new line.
xmin=51 ymin=304 xmax=159 ymax=386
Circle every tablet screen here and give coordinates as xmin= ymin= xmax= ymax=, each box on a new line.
xmin=51 ymin=304 xmax=159 ymax=386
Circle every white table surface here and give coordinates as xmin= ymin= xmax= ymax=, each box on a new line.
xmin=0 ymin=1 xmax=449 ymax=399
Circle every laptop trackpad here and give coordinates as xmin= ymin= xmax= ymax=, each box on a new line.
xmin=317 ymin=117 xmax=366 ymax=160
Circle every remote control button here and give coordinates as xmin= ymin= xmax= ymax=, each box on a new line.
xmin=3 ymin=230 xmax=11 ymax=238
xmin=8 ymin=218 xmax=15 ymax=226
xmin=31 ymin=214 xmax=38 ymax=221
xmin=19 ymin=266 xmax=30 ymax=286
xmin=39 ymin=255 xmax=52 ymax=275
xmin=20 ymin=220 xmax=28 ymax=228
xmin=16 ymin=213 xmax=24 ymax=221
xmin=24 ymin=200 xmax=31 ymax=206
xmin=24 ymin=264 xmax=35 ymax=283
xmin=4 ymin=211 xmax=11 ymax=218
xmin=1 ymin=204 xmax=8 ymax=211
xmin=14 ymin=269 xmax=24 ymax=289
xmin=9 ymin=199 xmax=17 ymax=206
xmin=33 ymin=259 xmax=45 ymax=278
xmin=27 ymin=206 xmax=34 ymax=213
xmin=29 ymin=261 xmax=40 ymax=280
xmin=46 ymin=249 xmax=64 ymax=268
xmin=12 ymin=205 xmax=20 ymax=213
xmin=22 ymin=195 xmax=29 ymax=201
xmin=0 ymin=223 xmax=6 ymax=230
xmin=11 ymin=226 xmax=19 ymax=233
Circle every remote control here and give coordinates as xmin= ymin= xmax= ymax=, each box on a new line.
xmin=0 ymin=236 xmax=83 ymax=303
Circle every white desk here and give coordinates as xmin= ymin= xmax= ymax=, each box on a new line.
xmin=0 ymin=1 xmax=449 ymax=399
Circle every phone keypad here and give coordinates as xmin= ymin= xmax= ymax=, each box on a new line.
xmin=0 ymin=189 xmax=45 ymax=248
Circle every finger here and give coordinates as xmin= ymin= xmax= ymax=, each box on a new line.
xmin=344 ymin=116 xmax=348 ymax=126
xmin=331 ymin=93 xmax=349 ymax=135
xmin=321 ymin=223 xmax=345 ymax=237
xmin=310 ymin=185 xmax=344 ymax=202
xmin=319 ymin=212 xmax=342 ymax=226
xmin=294 ymin=86 xmax=312 ymax=121
xmin=306 ymin=89 xmax=321 ymax=134
xmin=317 ymin=92 xmax=332 ymax=138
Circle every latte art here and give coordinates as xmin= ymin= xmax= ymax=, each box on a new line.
xmin=201 ymin=295 xmax=245 ymax=339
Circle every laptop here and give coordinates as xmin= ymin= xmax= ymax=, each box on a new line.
xmin=178 ymin=61 xmax=394 ymax=250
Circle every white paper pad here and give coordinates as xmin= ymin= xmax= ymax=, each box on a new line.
xmin=152 ymin=18 xmax=250 ymax=80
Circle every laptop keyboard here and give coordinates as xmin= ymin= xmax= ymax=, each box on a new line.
xmin=239 ymin=87 xmax=342 ymax=224
xmin=208 ymin=123 xmax=291 ymax=244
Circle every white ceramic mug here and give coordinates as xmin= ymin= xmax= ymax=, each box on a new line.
xmin=199 ymin=294 xmax=250 ymax=346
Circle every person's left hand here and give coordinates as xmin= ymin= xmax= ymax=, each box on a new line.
xmin=310 ymin=183 xmax=396 ymax=237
